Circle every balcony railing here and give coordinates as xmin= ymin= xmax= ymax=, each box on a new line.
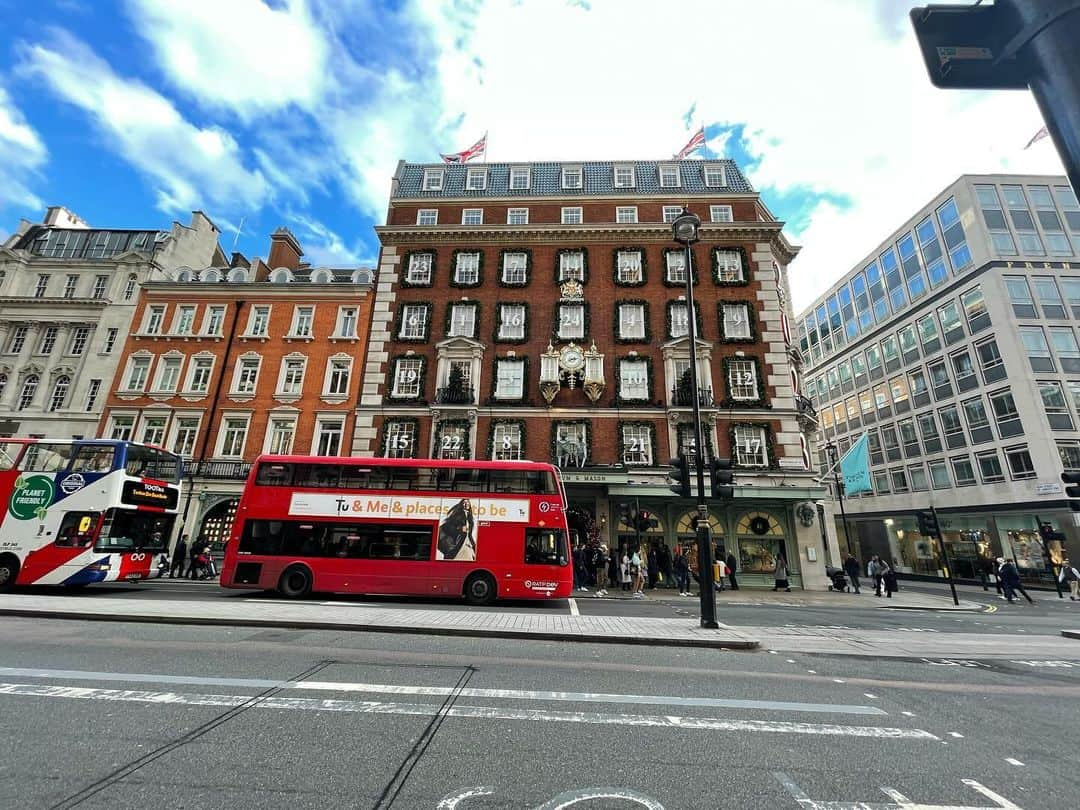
xmin=796 ymin=394 xmax=817 ymax=419
xmin=435 ymin=385 xmax=476 ymax=405
xmin=670 ymin=387 xmax=714 ymax=407
xmin=187 ymin=460 xmax=252 ymax=480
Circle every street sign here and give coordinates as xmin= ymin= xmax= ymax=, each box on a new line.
xmin=910 ymin=4 xmax=1029 ymax=89
xmin=1036 ymin=482 xmax=1063 ymax=496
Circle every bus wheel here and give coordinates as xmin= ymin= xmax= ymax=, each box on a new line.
xmin=277 ymin=565 xmax=313 ymax=599
xmin=463 ymin=572 xmax=497 ymax=606
xmin=0 ymin=554 xmax=19 ymax=592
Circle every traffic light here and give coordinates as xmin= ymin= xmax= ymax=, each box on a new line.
xmin=635 ymin=510 xmax=658 ymax=533
xmin=667 ymin=455 xmax=690 ymax=498
xmin=710 ymin=457 xmax=734 ymax=500
xmin=1062 ymin=472 xmax=1080 ymax=511
xmin=916 ymin=510 xmax=940 ymax=538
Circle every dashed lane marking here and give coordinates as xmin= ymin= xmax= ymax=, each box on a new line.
xmin=568 ymin=598 xmax=579 ymax=617
xmin=1005 ymin=758 xmax=1025 ymax=767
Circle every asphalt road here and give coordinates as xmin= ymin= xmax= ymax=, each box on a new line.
xmin=1 ymin=616 xmax=1078 ymax=809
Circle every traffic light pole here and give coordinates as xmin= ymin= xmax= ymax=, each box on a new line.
xmin=930 ymin=505 xmax=959 ymax=606
xmin=682 ymin=237 xmax=718 ymax=629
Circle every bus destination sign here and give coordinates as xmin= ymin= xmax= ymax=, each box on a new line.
xmin=122 ymin=480 xmax=179 ymax=510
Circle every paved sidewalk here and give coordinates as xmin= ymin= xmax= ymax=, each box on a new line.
xmin=0 ymin=594 xmax=758 ymax=650
xmin=576 ymin=587 xmax=985 ymax=611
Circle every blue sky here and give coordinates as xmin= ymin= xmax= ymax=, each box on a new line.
xmin=0 ymin=0 xmax=1064 ymax=309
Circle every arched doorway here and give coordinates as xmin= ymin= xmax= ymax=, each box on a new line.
xmin=674 ymin=511 xmax=724 ymax=579
xmin=734 ymin=510 xmax=792 ymax=585
xmin=198 ymin=498 xmax=238 ymax=555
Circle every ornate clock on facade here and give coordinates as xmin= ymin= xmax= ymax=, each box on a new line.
xmin=539 ymin=341 xmax=605 ymax=404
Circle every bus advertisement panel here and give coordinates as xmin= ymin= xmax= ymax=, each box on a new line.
xmin=220 ymin=455 xmax=572 ymax=604
xmin=0 ymin=440 xmax=183 ymax=589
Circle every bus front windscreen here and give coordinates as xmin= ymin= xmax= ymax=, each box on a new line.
xmin=95 ymin=510 xmax=174 ymax=552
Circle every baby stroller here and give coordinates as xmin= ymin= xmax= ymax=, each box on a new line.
xmin=825 ymin=566 xmax=849 ymax=592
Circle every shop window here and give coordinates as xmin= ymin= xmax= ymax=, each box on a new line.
xmin=734 ymin=511 xmax=786 ymax=575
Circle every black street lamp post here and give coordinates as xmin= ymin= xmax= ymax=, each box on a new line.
xmin=673 ymin=208 xmax=718 ymax=629
xmin=825 ymin=440 xmax=854 ymax=558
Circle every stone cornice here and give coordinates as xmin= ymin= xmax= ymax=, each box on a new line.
xmin=142 ymin=282 xmax=372 ymax=299
xmin=375 ymin=222 xmax=799 ymax=263
xmin=392 ymin=191 xmax=762 ymax=205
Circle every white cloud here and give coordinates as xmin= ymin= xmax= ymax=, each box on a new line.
xmin=289 ymin=212 xmax=377 ymax=267
xmin=0 ymin=84 xmax=47 ymax=210
xmin=17 ymin=30 xmax=270 ymax=217
xmin=125 ymin=0 xmax=329 ymax=115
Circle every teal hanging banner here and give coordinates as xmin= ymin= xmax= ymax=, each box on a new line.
xmin=839 ymin=433 xmax=872 ymax=495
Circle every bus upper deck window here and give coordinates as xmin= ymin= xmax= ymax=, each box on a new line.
xmin=256 ymin=463 xmax=293 ymax=486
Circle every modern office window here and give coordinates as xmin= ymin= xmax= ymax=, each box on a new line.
xmin=1054 ymin=184 xmax=1080 ymax=251
xmin=961 ymin=288 xmax=990 ymax=332
xmin=898 ymin=324 xmax=920 ymax=363
xmin=867 ymin=260 xmax=891 ymax=322
xmin=889 ymin=467 xmax=910 ymax=493
xmin=897 ymin=233 xmax=928 ymax=300
xmin=867 ymin=429 xmax=883 ymax=464
xmin=866 ymin=345 xmax=883 ymax=379
xmin=827 ymin=367 xmax=841 ymax=397
xmin=1029 ymin=187 xmax=1071 ymax=254
xmin=405 ymin=252 xmax=433 ymax=285
xmin=975 ymin=338 xmax=1007 ymax=383
xmin=928 ymin=459 xmax=951 ymax=489
xmin=1005 ymin=276 xmax=1036 ymax=318
xmin=975 ymin=449 xmax=1005 ymax=483
xmin=962 ymin=396 xmax=993 ymax=444
xmin=873 ymin=470 xmax=891 ymax=495
xmin=838 ymin=359 xmax=853 ymax=392
xmin=908 ymin=463 xmax=929 ymax=492
xmin=1034 ymin=277 xmax=1069 ymax=318
xmin=1004 ymin=445 xmax=1036 ymax=480
xmin=832 ymin=402 xmax=846 ymax=430
xmin=898 ymin=418 xmax=920 ymax=457
xmin=497 ymin=304 xmax=526 ymax=341
xmin=917 ymin=412 xmax=942 ymax=453
xmin=881 ymin=424 xmax=901 ymax=461
xmin=1019 ymin=326 xmax=1054 ymax=371
xmin=710 ymin=205 xmax=733 ymax=223
xmin=881 ymin=335 xmax=900 ymax=371
xmin=617 ymin=303 xmax=647 ymax=340
xmin=454 ymin=252 xmax=481 ymax=285
xmin=950 ymin=350 xmax=978 ymax=393
xmin=502 ymin=251 xmax=528 ymax=285
xmin=874 ymin=383 xmax=892 ymax=419
xmin=927 ymin=360 xmax=952 ymax=400
xmin=1049 ymin=326 xmax=1080 ymax=372
xmin=860 ymin=390 xmax=875 ymax=419
xmin=975 ymin=184 xmax=1017 ymax=255
xmin=989 ymin=389 xmax=1022 ymax=438
xmin=462 ymin=208 xmax=483 ymax=225
xmin=1038 ymin=380 xmax=1073 ymax=430
xmin=561 ymin=166 xmax=582 ymax=189
xmin=951 ymin=454 xmax=977 ymax=486
xmin=917 ymin=315 xmax=940 ymax=355
xmin=909 ymin=368 xmax=930 ymax=408
xmin=1002 ymin=184 xmax=1044 ymax=254
xmin=1061 ymin=278 xmax=1080 ymax=317
xmin=851 ymin=353 xmax=867 ymax=386
xmin=851 ymin=273 xmax=872 ymax=333
xmin=916 ymin=216 xmax=948 ymax=287
xmin=1059 ymin=441 xmax=1080 ymax=472
xmin=561 ymin=207 xmax=583 ymax=225
xmin=890 ymin=376 xmax=911 ymax=414
xmin=1070 ymin=380 xmax=1080 ymax=414
xmin=935 ymin=197 xmax=972 ymax=270
xmin=507 ymin=208 xmax=529 ymax=225
xmin=509 ymin=167 xmax=530 ymax=189
xmin=937 ymin=301 xmax=964 ymax=345
xmin=616 ymin=206 xmax=638 ymax=224
xmin=416 ymin=209 xmax=438 ymax=226
xmin=939 ymin=405 xmax=966 ymax=449
xmin=839 ymin=286 xmax=858 ymax=341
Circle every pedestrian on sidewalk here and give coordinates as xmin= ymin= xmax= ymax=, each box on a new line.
xmin=631 ymin=548 xmax=645 ymax=597
xmin=726 ymin=551 xmax=739 ymax=590
xmin=882 ymin=562 xmax=898 ymax=598
xmin=646 ymin=546 xmax=659 ymax=590
xmin=1061 ymin=558 xmax=1080 ymax=600
xmin=608 ymin=545 xmax=621 ymax=593
xmin=772 ymin=554 xmax=791 ymax=592
xmin=184 ymin=540 xmax=201 ymax=579
xmin=843 ymin=553 xmax=861 ymax=594
xmin=170 ymin=534 xmax=188 ymax=579
xmin=674 ymin=548 xmax=691 ymax=596
xmin=571 ymin=543 xmax=585 ymax=591
xmin=999 ymin=557 xmax=1034 ymax=604
xmin=868 ymin=555 xmax=884 ymax=597
xmin=620 ymin=548 xmax=632 ymax=592
xmin=659 ymin=542 xmax=675 ymax=590
xmin=714 ymin=544 xmax=726 ymax=592
xmin=592 ymin=544 xmax=609 ymax=597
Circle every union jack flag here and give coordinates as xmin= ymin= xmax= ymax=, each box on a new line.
xmin=441 ymin=133 xmax=487 ymax=164
xmin=1023 ymin=126 xmax=1048 ymax=150
xmin=674 ymin=126 xmax=706 ymax=160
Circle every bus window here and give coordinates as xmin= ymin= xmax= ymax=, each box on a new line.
xmin=125 ymin=445 xmax=180 ymax=483
xmin=294 ymin=464 xmax=340 ymax=489
xmin=96 ymin=510 xmax=173 ymax=552
xmin=339 ymin=465 xmax=376 ymax=490
xmin=524 ymin=528 xmax=567 ymax=566
xmin=0 ymin=441 xmax=25 ymax=470
xmin=239 ymin=520 xmax=285 ymax=554
xmin=255 ymin=463 xmax=293 ymax=486
xmin=22 ymin=443 xmax=72 ymax=473
xmin=56 ymin=512 xmax=101 ymax=547
xmin=71 ymin=445 xmax=116 ymax=473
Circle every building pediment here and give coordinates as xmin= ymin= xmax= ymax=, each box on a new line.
xmin=435 ymin=336 xmax=485 ymax=352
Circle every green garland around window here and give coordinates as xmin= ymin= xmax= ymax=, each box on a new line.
xmin=661 ymin=247 xmax=699 ymax=288
xmin=613 ymin=299 xmax=650 ymax=345
xmin=487 ymin=418 xmax=527 ymax=460
xmin=394 ymin=301 xmax=433 ymax=344
xmin=553 ymin=301 xmax=590 ymax=343
xmin=615 ymin=355 xmax=653 ymax=406
xmin=617 ymin=420 xmax=658 ymax=467
xmin=449 ymin=248 xmax=484 ymax=289
xmin=711 ymin=245 xmax=751 ymax=287
xmin=400 ymin=250 xmax=436 ymax=289
xmin=550 ymin=420 xmax=591 ymax=467
xmin=554 ymin=247 xmax=589 ymax=285
xmin=612 ymin=246 xmax=647 ymax=287
xmin=493 ymin=301 xmax=529 ymax=345
xmin=498 ymin=248 xmax=533 ymax=288
xmin=717 ymin=299 xmax=758 ymax=344
xmin=379 ymin=416 xmax=420 ymax=458
xmin=487 ymin=355 xmax=529 ymax=405
xmin=435 ymin=418 xmax=472 ymax=460
xmin=665 ymin=300 xmax=703 ymax=340
xmin=385 ymin=354 xmax=428 ymax=404
xmin=728 ymin=420 xmax=777 ymax=470
xmin=443 ymin=300 xmax=480 ymax=340
xmin=719 ymin=356 xmax=770 ymax=409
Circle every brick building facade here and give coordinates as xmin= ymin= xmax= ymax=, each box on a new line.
xmin=100 ymin=228 xmax=374 ymax=549
xmin=353 ymin=160 xmax=835 ymax=588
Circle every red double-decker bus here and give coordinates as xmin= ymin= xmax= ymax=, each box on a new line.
xmin=219 ymin=455 xmax=572 ymax=605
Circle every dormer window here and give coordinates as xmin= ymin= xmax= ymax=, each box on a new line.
xmin=466 ymin=167 xmax=487 ymax=190
xmin=613 ymin=165 xmax=635 ymax=188
xmin=311 ymin=269 xmax=332 ymax=284
xmin=270 ymin=268 xmax=292 ymax=284
xmin=422 ymin=169 xmax=444 ymax=191
xmin=228 ymin=267 xmax=248 ymax=283
xmin=509 ymin=167 xmax=530 ymax=190
xmin=562 ymin=166 xmax=582 ymax=189
xmin=201 ymin=269 xmax=221 ymax=283
xmin=703 ymin=164 xmax=726 ymax=187
xmin=659 ymin=164 xmax=680 ymax=188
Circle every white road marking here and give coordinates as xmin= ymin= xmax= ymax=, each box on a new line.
xmin=949 ymin=732 xmax=964 ymax=738
xmin=437 ymin=786 xmax=496 ymax=809
xmin=0 ymin=683 xmax=935 ymax=739
xmin=833 ymin=679 xmax=846 ymax=684
xmin=534 ymin=788 xmax=665 ymax=809
xmin=786 ymin=659 xmax=796 ymax=663
xmin=567 ymin=598 xmax=579 ymax=617
xmin=864 ymin=693 xmax=878 ymax=699
xmin=807 ymin=670 xmax=817 ymax=674
xmin=0 ymin=668 xmax=886 ymax=716
xmin=775 ymin=772 xmax=1025 ymax=809
xmin=902 ymin=711 xmax=916 ymax=717
xmin=1005 ymin=758 xmax=1025 ymax=767
xmin=963 ymin=779 xmax=1024 ymax=809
